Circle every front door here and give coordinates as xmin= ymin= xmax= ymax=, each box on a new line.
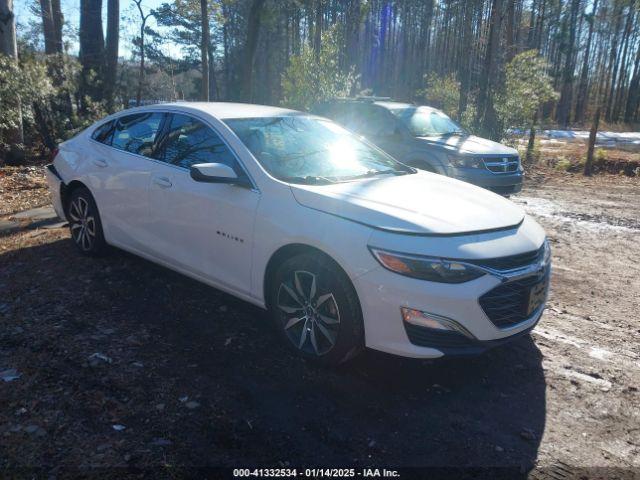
xmin=146 ymin=113 xmax=260 ymax=296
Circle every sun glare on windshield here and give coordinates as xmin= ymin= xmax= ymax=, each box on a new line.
xmin=327 ymin=139 xmax=366 ymax=174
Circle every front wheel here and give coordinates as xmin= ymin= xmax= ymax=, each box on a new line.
xmin=268 ymin=252 xmax=364 ymax=366
xmin=67 ymin=187 xmax=108 ymax=256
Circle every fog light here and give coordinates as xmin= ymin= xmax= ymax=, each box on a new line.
xmin=400 ymin=308 xmax=475 ymax=339
xmin=401 ymin=307 xmax=453 ymax=330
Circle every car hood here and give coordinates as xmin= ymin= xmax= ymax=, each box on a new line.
xmin=416 ymin=134 xmax=518 ymax=156
xmin=289 ymin=172 xmax=525 ymax=235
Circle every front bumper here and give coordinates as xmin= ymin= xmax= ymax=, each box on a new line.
xmin=353 ymin=259 xmax=549 ymax=359
xmin=447 ymin=167 xmax=523 ymax=195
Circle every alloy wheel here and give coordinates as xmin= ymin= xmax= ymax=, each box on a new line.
xmin=68 ymin=196 xmax=96 ymax=252
xmin=277 ymin=270 xmax=341 ymax=356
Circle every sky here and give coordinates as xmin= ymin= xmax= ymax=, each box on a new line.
xmin=14 ymin=0 xmax=182 ymax=58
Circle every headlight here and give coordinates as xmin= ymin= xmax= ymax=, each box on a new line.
xmin=369 ymin=247 xmax=486 ymax=283
xmin=447 ymin=154 xmax=484 ymax=169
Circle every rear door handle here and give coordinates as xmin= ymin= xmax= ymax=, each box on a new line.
xmin=152 ymin=176 xmax=172 ymax=188
xmin=93 ymin=158 xmax=108 ymax=168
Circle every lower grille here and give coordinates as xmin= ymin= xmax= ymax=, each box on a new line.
xmin=484 ymin=156 xmax=520 ymax=173
xmin=404 ymin=322 xmax=536 ymax=355
xmin=479 ymin=270 xmax=550 ymax=329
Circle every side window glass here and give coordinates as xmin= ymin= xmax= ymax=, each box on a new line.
xmin=111 ymin=112 xmax=164 ymax=157
xmin=356 ymin=107 xmax=396 ymax=136
xmin=91 ymin=120 xmax=115 ymax=145
xmin=332 ymin=105 xmax=355 ymax=127
xmin=160 ymin=114 xmax=242 ymax=173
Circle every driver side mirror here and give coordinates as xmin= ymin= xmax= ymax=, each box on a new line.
xmin=190 ymin=162 xmax=252 ymax=188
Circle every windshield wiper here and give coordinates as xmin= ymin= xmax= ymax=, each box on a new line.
xmin=281 ymin=175 xmax=336 ymax=185
xmin=342 ymin=169 xmax=408 ymax=180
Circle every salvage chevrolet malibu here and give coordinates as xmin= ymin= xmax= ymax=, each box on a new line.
xmin=45 ymin=102 xmax=550 ymax=365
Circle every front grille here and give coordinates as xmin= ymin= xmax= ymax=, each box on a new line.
xmin=479 ymin=270 xmax=550 ymax=329
xmin=404 ymin=322 xmax=536 ymax=354
xmin=467 ymin=245 xmax=545 ymax=271
xmin=484 ymin=156 xmax=519 ymax=173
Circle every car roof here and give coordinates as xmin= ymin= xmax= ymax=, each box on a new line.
xmin=321 ymin=98 xmax=439 ymax=112
xmin=372 ymin=101 xmax=414 ymax=110
xmin=118 ymin=101 xmax=300 ymax=119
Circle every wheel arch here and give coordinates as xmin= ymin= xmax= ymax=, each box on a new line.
xmin=61 ymin=180 xmax=92 ymax=216
xmin=262 ymin=243 xmax=358 ymax=310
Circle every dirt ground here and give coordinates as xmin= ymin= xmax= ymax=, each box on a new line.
xmin=0 ymin=162 xmax=639 ymax=478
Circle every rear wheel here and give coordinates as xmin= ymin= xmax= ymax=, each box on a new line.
xmin=268 ymin=252 xmax=364 ymax=366
xmin=67 ymin=187 xmax=108 ymax=256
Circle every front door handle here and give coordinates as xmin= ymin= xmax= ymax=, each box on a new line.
xmin=152 ymin=176 xmax=172 ymax=189
xmin=93 ymin=158 xmax=108 ymax=168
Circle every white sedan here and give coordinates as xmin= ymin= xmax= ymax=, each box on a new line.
xmin=45 ymin=102 xmax=550 ymax=365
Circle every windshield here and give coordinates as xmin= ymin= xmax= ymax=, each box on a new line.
xmin=224 ymin=115 xmax=413 ymax=184
xmin=390 ymin=107 xmax=464 ymax=137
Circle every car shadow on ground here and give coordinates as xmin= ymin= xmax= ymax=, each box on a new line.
xmin=1 ymin=238 xmax=546 ymax=474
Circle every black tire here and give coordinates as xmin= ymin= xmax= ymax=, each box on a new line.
xmin=268 ymin=252 xmax=364 ymax=366
xmin=66 ymin=187 xmax=108 ymax=256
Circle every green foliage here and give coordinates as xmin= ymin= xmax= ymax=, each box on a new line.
xmin=281 ymin=27 xmax=357 ymax=111
xmin=0 ymin=54 xmax=54 ymax=147
xmin=595 ymin=148 xmax=607 ymax=163
xmin=529 ymin=138 xmax=542 ymax=163
xmin=554 ymin=157 xmax=572 ymax=171
xmin=418 ymin=73 xmax=460 ymax=119
xmin=496 ymin=50 xmax=558 ymax=130
xmin=459 ymin=100 xmax=477 ymax=133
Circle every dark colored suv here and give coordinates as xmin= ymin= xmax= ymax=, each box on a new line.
xmin=313 ymin=98 xmax=523 ymax=195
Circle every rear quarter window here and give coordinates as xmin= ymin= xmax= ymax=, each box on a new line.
xmin=111 ymin=112 xmax=165 ymax=157
xmin=91 ymin=120 xmax=115 ymax=145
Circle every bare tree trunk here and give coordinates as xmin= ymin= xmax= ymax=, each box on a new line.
xmin=51 ymin=0 xmax=63 ymax=51
xmin=104 ymin=0 xmax=119 ymax=111
xmin=345 ymin=0 xmax=361 ymax=70
xmin=200 ymin=0 xmax=210 ymax=101
xmin=133 ymin=0 xmax=150 ymax=106
xmin=313 ymin=0 xmax=322 ymax=59
xmin=475 ymin=0 xmax=503 ymax=140
xmin=79 ymin=0 xmax=105 ymax=109
xmin=624 ymin=43 xmax=640 ymax=122
xmin=603 ymin=3 xmax=624 ymax=121
xmin=612 ymin=2 xmax=635 ymax=121
xmin=556 ymin=0 xmax=580 ymax=128
xmin=575 ymin=0 xmax=599 ymax=123
xmin=0 ymin=0 xmax=24 ymax=150
xmin=505 ymin=0 xmax=515 ymax=61
xmin=241 ymin=0 xmax=265 ymax=101
xmin=584 ymin=104 xmax=600 ymax=176
xmin=39 ymin=0 xmax=56 ymax=54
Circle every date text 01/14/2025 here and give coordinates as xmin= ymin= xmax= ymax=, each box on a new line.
xmin=232 ymin=468 xmax=400 ymax=478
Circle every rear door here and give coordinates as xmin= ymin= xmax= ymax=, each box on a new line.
xmin=146 ymin=112 xmax=260 ymax=296
xmin=89 ymin=111 xmax=166 ymax=251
